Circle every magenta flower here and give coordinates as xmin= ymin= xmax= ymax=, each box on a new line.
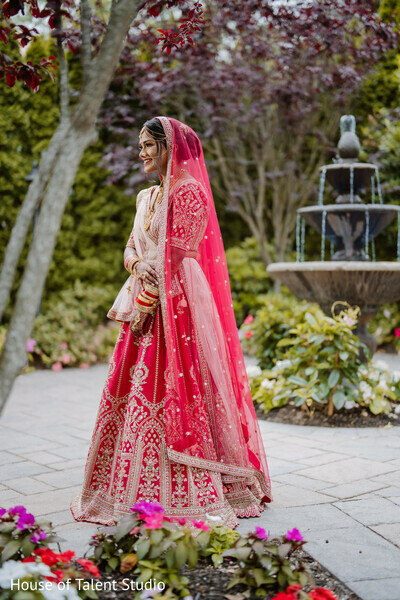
xmin=30 ymin=528 xmax=47 ymax=543
xmin=8 ymin=505 xmax=27 ymax=516
xmin=26 ymin=338 xmax=37 ymax=352
xmin=286 ymin=528 xmax=303 ymax=541
xmin=395 ymin=328 xmax=400 ymax=338
xmin=130 ymin=501 xmax=165 ymax=517
xmin=191 ymin=520 xmax=210 ymax=531
xmin=255 ymin=526 xmax=268 ymax=540
xmin=16 ymin=512 xmax=35 ymax=529
xmin=0 ymin=508 xmax=7 ymax=517
xmin=244 ymin=315 xmax=254 ymax=324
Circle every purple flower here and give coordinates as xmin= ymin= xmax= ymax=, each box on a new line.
xmin=16 ymin=512 xmax=35 ymax=529
xmin=130 ymin=501 xmax=164 ymax=517
xmin=0 ymin=508 xmax=7 ymax=518
xmin=254 ymin=526 xmax=268 ymax=540
xmin=8 ymin=505 xmax=27 ymax=517
xmin=26 ymin=338 xmax=37 ymax=353
xmin=286 ymin=528 xmax=303 ymax=541
xmin=30 ymin=528 xmax=47 ymax=543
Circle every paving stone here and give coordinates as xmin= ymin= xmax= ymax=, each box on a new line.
xmin=39 ymin=510 xmax=78 ymax=528
xmin=0 ymin=451 xmax=25 ymax=466
xmin=369 ymin=523 xmax=400 ymax=548
xmin=20 ymin=486 xmax=81 ymax=516
xmin=375 ymin=485 xmax=400 ymax=497
xmin=295 ymin=457 xmax=395 ymax=484
xmin=274 ymin=473 xmax=336 ymax=492
xmin=370 ymin=470 xmax=400 ymax=487
xmin=322 ymin=480 xmax=388 ymax=500
xmin=49 ymin=446 xmax=89 ymax=460
xmin=297 ymin=451 xmax=349 ymax=466
xmin=12 ymin=451 xmax=65 ymax=465
xmin=0 ymin=490 xmax=24 ymax=504
xmin=345 ymin=577 xmax=400 ymax=600
xmin=333 ymin=496 xmax=400 ymax=526
xmin=305 ymin=524 xmax=400 ymax=582
xmin=270 ymin=484 xmax=334 ymax=508
xmin=0 ymin=461 xmax=53 ymax=481
xmin=266 ymin=443 xmax=323 ymax=462
xmin=5 ymin=476 xmax=55 ymax=494
xmin=267 ymin=457 xmax=308 ymax=477
xmin=35 ymin=467 xmax=84 ymax=489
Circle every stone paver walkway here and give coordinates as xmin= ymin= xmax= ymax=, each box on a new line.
xmin=1 ymin=356 xmax=400 ymax=600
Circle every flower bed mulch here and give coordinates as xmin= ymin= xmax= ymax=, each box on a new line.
xmin=96 ymin=547 xmax=360 ymax=600
xmin=255 ymin=401 xmax=400 ymax=428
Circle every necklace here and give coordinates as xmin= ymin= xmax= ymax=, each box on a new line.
xmin=143 ymin=181 xmax=164 ymax=231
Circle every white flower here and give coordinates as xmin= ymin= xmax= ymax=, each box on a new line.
xmin=374 ymin=360 xmax=389 ymax=371
xmin=375 ymin=326 xmax=383 ymax=336
xmin=392 ymin=370 xmax=400 ymax=383
xmin=376 ymin=379 xmax=389 ymax=392
xmin=384 ymin=309 xmax=391 ymax=318
xmin=368 ymin=369 xmax=380 ymax=381
xmin=261 ymin=378 xmax=275 ymax=390
xmin=394 ymin=405 xmax=400 ymax=415
xmin=344 ymin=400 xmax=356 ymax=409
xmin=0 ymin=560 xmax=52 ymax=588
xmin=360 ymin=381 xmax=372 ymax=394
xmin=205 ymin=513 xmax=222 ymax=521
xmin=42 ymin=582 xmax=81 ymax=600
xmin=275 ymin=359 xmax=291 ymax=369
xmin=358 ymin=365 xmax=368 ymax=376
xmin=246 ymin=365 xmax=261 ymax=378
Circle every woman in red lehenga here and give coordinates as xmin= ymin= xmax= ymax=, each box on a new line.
xmin=70 ymin=116 xmax=272 ymax=528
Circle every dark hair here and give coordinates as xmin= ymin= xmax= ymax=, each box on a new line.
xmin=142 ymin=118 xmax=167 ymax=156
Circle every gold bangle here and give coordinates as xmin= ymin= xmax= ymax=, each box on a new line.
xmin=127 ymin=256 xmax=140 ymax=273
xmin=144 ymin=282 xmax=159 ymax=296
xmin=132 ymin=259 xmax=144 ymax=279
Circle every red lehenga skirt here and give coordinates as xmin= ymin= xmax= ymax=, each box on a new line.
xmin=70 ymin=296 xmax=267 ymax=528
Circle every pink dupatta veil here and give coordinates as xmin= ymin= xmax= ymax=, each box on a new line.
xmin=154 ymin=116 xmax=272 ymax=504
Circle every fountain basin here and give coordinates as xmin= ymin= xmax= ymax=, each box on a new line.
xmin=323 ymin=163 xmax=376 ymax=196
xmin=267 ymin=261 xmax=400 ymax=357
xmin=299 ymin=204 xmax=400 ymax=261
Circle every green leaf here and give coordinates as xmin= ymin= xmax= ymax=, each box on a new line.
xmin=339 ymin=351 xmax=349 ymax=360
xmin=108 ymin=556 xmax=118 ymax=570
xmin=2 ymin=539 xmax=20 ymax=561
xmin=136 ymin=537 xmax=151 ymax=560
xmin=332 ymin=391 xmax=347 ymax=409
xmin=328 ymin=370 xmax=340 ymax=388
xmin=288 ymin=375 xmax=308 ymax=386
xmin=174 ymin=540 xmax=187 ymax=569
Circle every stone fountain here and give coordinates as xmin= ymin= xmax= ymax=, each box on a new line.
xmin=267 ymin=115 xmax=400 ymax=359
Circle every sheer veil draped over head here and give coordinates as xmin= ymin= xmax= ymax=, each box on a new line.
xmin=148 ymin=117 xmax=271 ymax=503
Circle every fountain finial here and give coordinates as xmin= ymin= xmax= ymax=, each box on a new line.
xmin=338 ymin=114 xmax=360 ymax=161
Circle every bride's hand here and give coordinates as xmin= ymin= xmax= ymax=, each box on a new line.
xmin=135 ymin=261 xmax=158 ymax=286
xmin=130 ymin=311 xmax=150 ymax=339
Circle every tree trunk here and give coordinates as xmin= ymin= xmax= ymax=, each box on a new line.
xmin=0 ymin=125 xmax=96 ymax=409
xmin=0 ymin=122 xmax=70 ymax=322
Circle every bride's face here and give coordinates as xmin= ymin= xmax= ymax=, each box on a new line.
xmin=139 ymin=128 xmax=167 ymax=175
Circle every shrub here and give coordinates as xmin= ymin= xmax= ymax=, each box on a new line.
xmin=30 ymin=281 xmax=119 ymax=369
xmin=226 ymin=237 xmax=273 ymax=324
xmin=240 ymin=290 xmax=321 ymax=369
xmin=247 ymin=304 xmax=400 ymax=417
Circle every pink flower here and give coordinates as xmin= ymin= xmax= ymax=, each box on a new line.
xmin=30 ymin=528 xmax=47 ymax=543
xmin=60 ymin=342 xmax=68 ymax=350
xmin=286 ymin=528 xmax=303 ymax=541
xmin=244 ymin=315 xmax=254 ymax=324
xmin=51 ymin=362 xmax=63 ymax=372
xmin=60 ymin=353 xmax=71 ymax=364
xmin=26 ymin=338 xmax=37 ymax=352
xmin=79 ymin=363 xmax=90 ymax=369
xmin=344 ymin=316 xmax=355 ymax=327
xmin=255 ymin=526 xmax=268 ymax=540
xmin=131 ymin=501 xmax=165 ymax=517
xmin=394 ymin=328 xmax=400 ymax=338
xmin=143 ymin=513 xmax=164 ymax=529
xmin=176 ymin=517 xmax=187 ymax=525
xmin=190 ymin=520 xmax=210 ymax=531
xmin=245 ymin=331 xmax=254 ymax=339
xmin=16 ymin=512 xmax=35 ymax=529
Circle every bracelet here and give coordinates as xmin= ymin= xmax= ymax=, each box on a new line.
xmin=126 ymin=256 xmax=141 ymax=274
xmin=132 ymin=259 xmax=144 ymax=280
xmin=144 ymin=282 xmax=159 ymax=296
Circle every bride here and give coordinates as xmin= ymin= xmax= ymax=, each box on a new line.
xmin=70 ymin=116 xmax=272 ymax=528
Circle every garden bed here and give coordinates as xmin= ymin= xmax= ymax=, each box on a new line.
xmin=97 ymin=548 xmax=361 ymax=600
xmin=255 ymin=401 xmax=400 ymax=428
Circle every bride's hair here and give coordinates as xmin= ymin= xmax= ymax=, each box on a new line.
xmin=143 ymin=117 xmax=201 ymax=163
xmin=142 ymin=118 xmax=167 ymax=156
